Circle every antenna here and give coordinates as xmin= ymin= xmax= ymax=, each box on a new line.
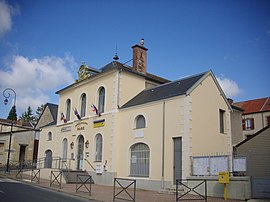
xmin=113 ymin=45 xmax=119 ymax=61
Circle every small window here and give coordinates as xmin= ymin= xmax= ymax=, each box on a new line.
xmin=135 ymin=115 xmax=146 ymax=129
xmin=219 ymin=109 xmax=225 ymax=134
xmin=47 ymin=132 xmax=52 ymax=141
xmin=80 ymin=93 xmax=86 ymax=118
xmin=243 ymin=118 xmax=254 ymax=130
xmin=130 ymin=143 xmax=150 ymax=177
xmin=66 ymin=99 xmax=71 ymax=121
xmin=98 ymin=87 xmax=105 ymax=113
xmin=95 ymin=134 xmax=103 ymax=161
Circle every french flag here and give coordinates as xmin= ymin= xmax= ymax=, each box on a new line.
xmin=60 ymin=113 xmax=67 ymax=123
xmin=91 ymin=104 xmax=100 ymax=116
xmin=73 ymin=108 xmax=81 ymax=120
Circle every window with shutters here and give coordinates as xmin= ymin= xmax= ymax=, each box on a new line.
xmin=267 ymin=116 xmax=270 ymax=126
xmin=130 ymin=143 xmax=150 ymax=177
xmin=242 ymin=118 xmax=255 ymax=130
xmin=95 ymin=134 xmax=102 ymax=162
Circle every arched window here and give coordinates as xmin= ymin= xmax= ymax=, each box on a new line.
xmin=130 ymin=143 xmax=149 ymax=177
xmin=47 ymin=132 xmax=52 ymax=141
xmin=95 ymin=134 xmax=103 ymax=161
xmin=80 ymin=93 xmax=86 ymax=118
xmin=44 ymin=149 xmax=52 ymax=168
xmin=98 ymin=87 xmax=105 ymax=113
xmin=66 ymin=99 xmax=71 ymax=121
xmin=62 ymin=138 xmax=68 ymax=161
xmin=135 ymin=115 xmax=146 ymax=129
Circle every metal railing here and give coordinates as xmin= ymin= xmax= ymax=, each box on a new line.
xmin=50 ymin=170 xmax=63 ymax=189
xmin=176 ymin=179 xmax=207 ymax=201
xmin=76 ymin=174 xmax=92 ymax=195
xmin=31 ymin=169 xmax=40 ymax=184
xmin=113 ymin=178 xmax=136 ymax=202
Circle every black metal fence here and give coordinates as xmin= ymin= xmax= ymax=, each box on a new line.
xmin=76 ymin=174 xmax=92 ymax=195
xmin=176 ymin=179 xmax=207 ymax=201
xmin=113 ymin=178 xmax=136 ymax=202
xmin=31 ymin=169 xmax=40 ymax=184
xmin=50 ymin=170 xmax=62 ymax=189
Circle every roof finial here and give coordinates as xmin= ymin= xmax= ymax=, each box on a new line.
xmin=140 ymin=38 xmax=144 ymax=46
xmin=113 ymin=45 xmax=119 ymax=61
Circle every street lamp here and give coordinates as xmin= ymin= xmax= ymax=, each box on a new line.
xmin=3 ymin=88 xmax=17 ymax=172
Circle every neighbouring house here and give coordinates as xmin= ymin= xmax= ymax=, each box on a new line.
xmin=233 ymin=97 xmax=270 ymax=139
xmin=37 ymin=40 xmax=233 ymax=193
xmin=228 ymin=98 xmax=245 ymax=146
xmin=234 ymin=126 xmax=270 ymax=199
xmin=0 ymin=118 xmax=39 ymax=170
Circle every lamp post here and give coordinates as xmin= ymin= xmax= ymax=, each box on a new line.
xmin=3 ymin=88 xmax=17 ymax=172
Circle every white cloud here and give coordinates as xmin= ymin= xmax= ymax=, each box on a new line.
xmin=0 ymin=0 xmax=20 ymax=38
xmin=217 ymin=76 xmax=241 ymax=98
xmin=0 ymin=54 xmax=76 ymax=115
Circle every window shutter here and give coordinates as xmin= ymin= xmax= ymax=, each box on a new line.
xmin=250 ymin=118 xmax=255 ymax=129
xmin=242 ymin=119 xmax=246 ymax=130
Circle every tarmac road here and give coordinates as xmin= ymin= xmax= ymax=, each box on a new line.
xmin=0 ymin=177 xmax=94 ymax=202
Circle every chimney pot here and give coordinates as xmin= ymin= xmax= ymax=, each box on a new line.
xmin=132 ymin=39 xmax=148 ymax=74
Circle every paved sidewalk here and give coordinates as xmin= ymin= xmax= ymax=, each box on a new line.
xmin=0 ymin=171 xmax=247 ymax=202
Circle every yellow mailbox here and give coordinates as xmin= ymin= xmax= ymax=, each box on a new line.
xmin=219 ymin=172 xmax=230 ymax=200
xmin=218 ymin=172 xmax=229 ymax=184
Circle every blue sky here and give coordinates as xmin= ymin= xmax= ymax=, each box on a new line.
xmin=0 ymin=0 xmax=269 ymax=119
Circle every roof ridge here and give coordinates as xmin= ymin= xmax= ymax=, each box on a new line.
xmin=142 ymin=70 xmax=209 ymax=92
xmin=260 ymin=97 xmax=270 ymax=111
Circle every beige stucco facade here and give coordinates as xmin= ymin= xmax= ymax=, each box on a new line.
xmin=37 ymin=65 xmax=233 ymax=190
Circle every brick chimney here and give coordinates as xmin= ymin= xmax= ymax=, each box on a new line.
xmin=132 ymin=39 xmax=148 ymax=74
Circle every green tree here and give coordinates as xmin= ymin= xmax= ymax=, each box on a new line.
xmin=20 ymin=106 xmax=35 ymax=125
xmin=7 ymin=105 xmax=17 ymax=121
xmin=34 ymin=104 xmax=45 ymax=125
xmin=36 ymin=104 xmax=45 ymax=118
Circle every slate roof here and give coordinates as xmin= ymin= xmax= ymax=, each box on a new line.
xmin=56 ymin=61 xmax=169 ymax=94
xmin=47 ymin=103 xmax=58 ymax=126
xmin=0 ymin=118 xmax=33 ymax=128
xmin=121 ymin=71 xmax=208 ymax=108
xmin=36 ymin=103 xmax=58 ymax=128
xmin=233 ymin=97 xmax=270 ymax=115
xmin=100 ymin=61 xmax=170 ymax=84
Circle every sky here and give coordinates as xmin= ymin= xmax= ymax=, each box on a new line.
xmin=0 ymin=0 xmax=269 ymax=119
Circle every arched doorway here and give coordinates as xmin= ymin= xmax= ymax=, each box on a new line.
xmin=44 ymin=149 xmax=52 ymax=168
xmin=77 ymin=135 xmax=84 ymax=170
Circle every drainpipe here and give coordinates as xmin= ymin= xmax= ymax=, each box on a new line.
xmin=161 ymin=101 xmax=165 ymax=189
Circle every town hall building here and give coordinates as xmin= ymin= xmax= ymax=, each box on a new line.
xmin=37 ymin=40 xmax=233 ymax=190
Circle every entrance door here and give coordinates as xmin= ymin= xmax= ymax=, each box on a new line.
xmin=77 ymin=135 xmax=84 ymax=170
xmin=19 ymin=145 xmax=27 ymax=168
xmin=173 ymin=137 xmax=182 ymax=184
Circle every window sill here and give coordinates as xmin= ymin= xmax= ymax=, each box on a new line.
xmin=129 ymin=175 xmax=149 ymax=178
